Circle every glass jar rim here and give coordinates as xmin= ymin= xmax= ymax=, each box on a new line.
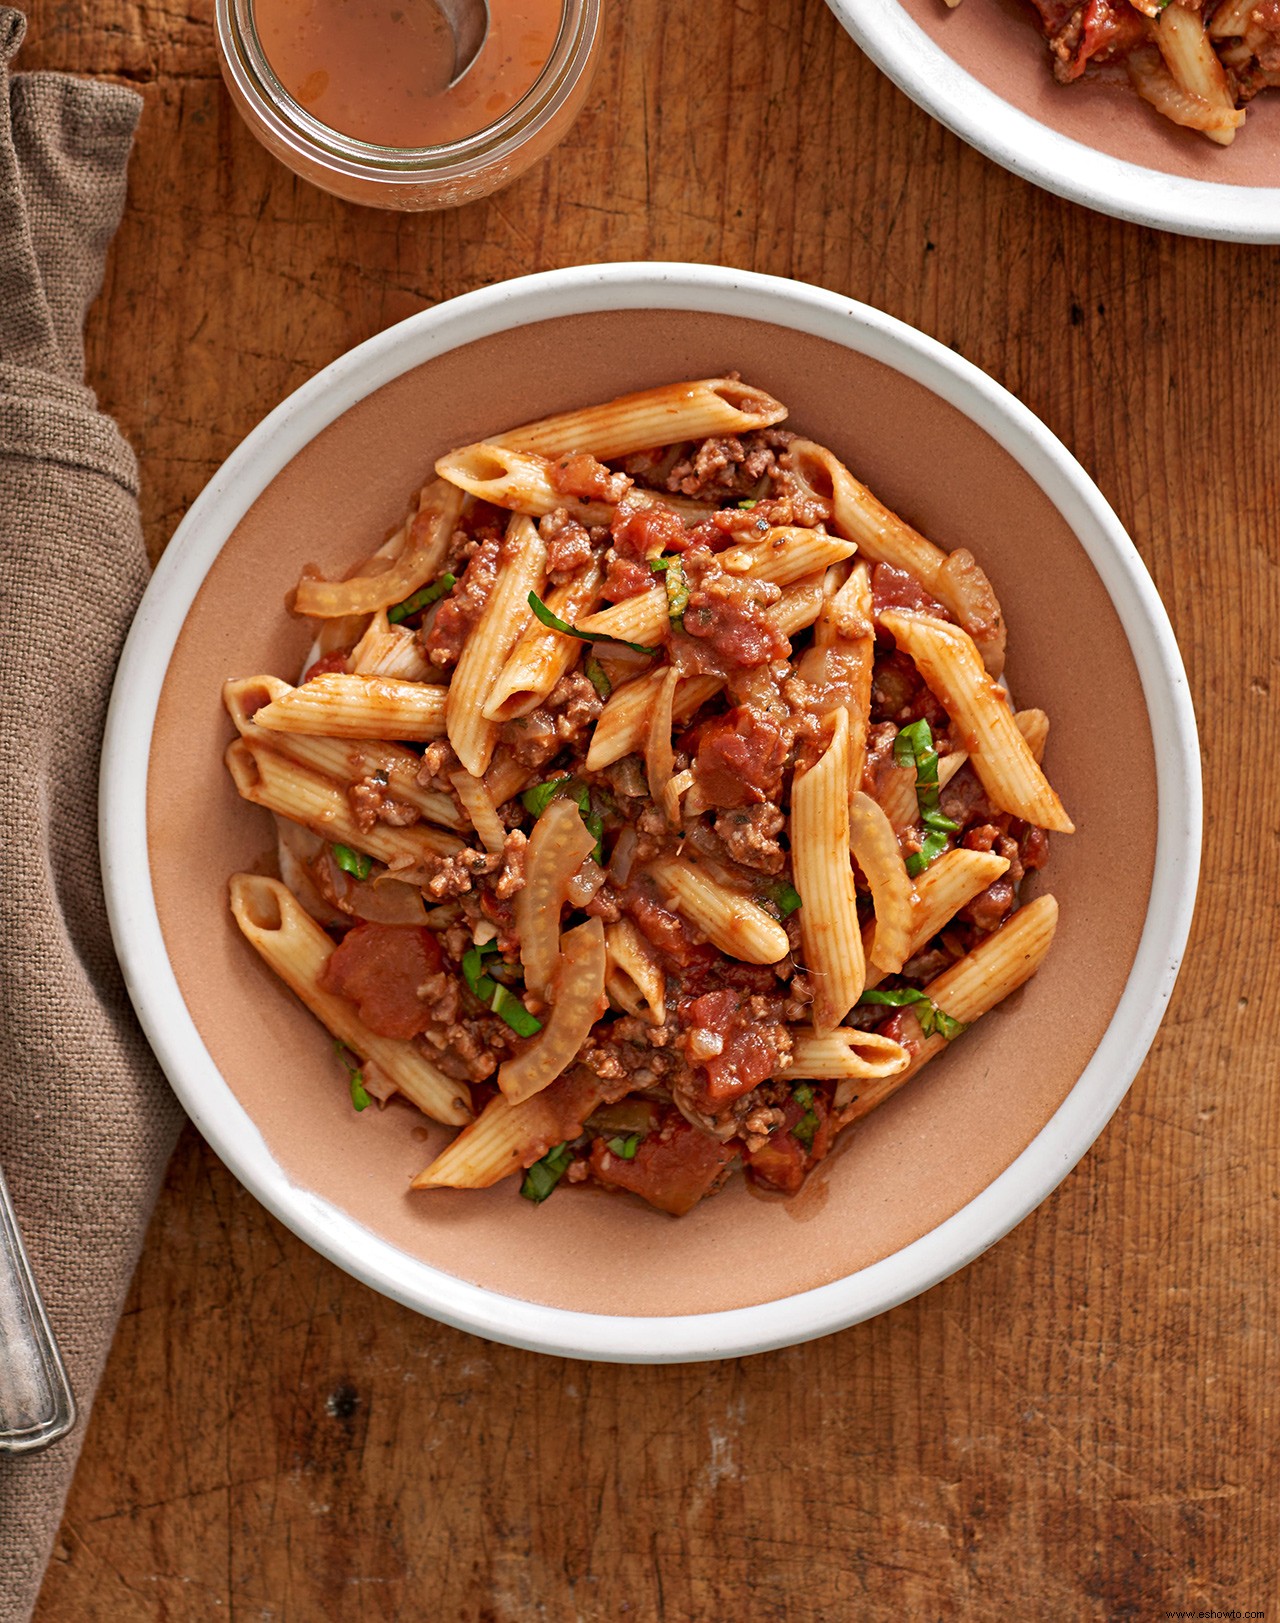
xmin=215 ymin=0 xmax=598 ymax=181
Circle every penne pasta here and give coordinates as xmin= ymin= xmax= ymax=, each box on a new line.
xmin=492 ymin=377 xmax=788 ymax=460
xmin=837 ymin=894 xmax=1059 ymax=1117
xmin=879 ymin=612 xmax=1074 ymax=833
xmin=251 ymin=672 xmax=448 ymax=742
xmin=437 ymin=442 xmax=710 ymax=525
xmin=791 ymin=708 xmax=865 ymax=1031
xmin=293 ymin=478 xmax=464 ymax=619
xmin=575 ymin=527 xmax=856 ymax=649
xmin=482 ymin=562 xmax=603 ymax=721
xmin=787 ymin=438 xmax=1007 ymax=676
xmin=411 ymin=1075 xmax=606 ymax=1190
xmin=226 ymin=738 xmax=462 ymax=863
xmin=863 ymin=846 xmax=1010 ymax=989
xmin=226 ymin=388 xmax=1074 ymax=1219
xmin=849 ymin=791 xmax=913 ymax=976
xmin=647 ymin=854 xmax=790 ymax=966
xmin=604 ymin=919 xmax=666 ymax=1026
xmin=229 ymin=874 xmax=471 ymax=1126
xmin=446 ymin=513 xmax=544 ymax=778
xmin=788 ymin=1028 xmax=910 ymax=1082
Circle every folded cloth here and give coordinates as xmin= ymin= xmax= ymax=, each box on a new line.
xmin=0 ymin=11 xmax=181 ymax=1620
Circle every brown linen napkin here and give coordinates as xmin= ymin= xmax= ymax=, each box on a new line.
xmin=0 ymin=11 xmax=181 ymax=1620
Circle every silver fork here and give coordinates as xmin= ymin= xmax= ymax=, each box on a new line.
xmin=0 ymin=1163 xmax=75 ymax=1453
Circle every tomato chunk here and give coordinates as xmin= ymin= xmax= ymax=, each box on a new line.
xmin=319 ymin=923 xmax=443 ymax=1040
xmin=589 ymin=1115 xmax=738 ymax=1216
xmin=682 ymin=989 xmax=789 ymax=1107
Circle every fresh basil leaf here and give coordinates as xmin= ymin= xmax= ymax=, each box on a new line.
xmin=491 ymin=984 xmax=543 ymax=1038
xmin=768 ymin=880 xmax=803 ymax=918
xmin=857 ymin=986 xmax=968 ymax=1040
xmin=905 ymin=830 xmax=951 ymax=877
xmin=387 ymin=572 xmax=456 ymax=624
xmin=649 ymin=557 xmax=671 ymax=573
xmin=605 ymin=1133 xmax=641 ymax=1160
xmin=520 ymin=1141 xmax=573 ymax=1204
xmin=892 ymin=719 xmax=957 ymax=875
xmin=584 ymin=655 xmax=612 ymax=700
xmin=333 ymin=1041 xmax=372 ymax=1111
xmin=527 ymin=590 xmax=659 ymax=657
xmin=332 ymin=843 xmax=372 ymax=880
xmin=461 ymin=940 xmax=500 ymax=1002
xmin=521 ymin=780 xmax=563 ymax=817
xmin=792 ymin=1084 xmax=814 ymax=1109
xmin=737 ymin=499 xmax=757 ymax=510
xmin=792 ymin=1110 xmax=818 ymax=1150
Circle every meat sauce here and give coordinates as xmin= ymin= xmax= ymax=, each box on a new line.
xmin=267 ymin=413 xmax=1059 ymax=1218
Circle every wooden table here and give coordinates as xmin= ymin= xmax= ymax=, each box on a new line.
xmin=22 ymin=0 xmax=1277 ymax=1615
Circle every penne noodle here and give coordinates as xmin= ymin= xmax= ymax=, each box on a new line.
xmin=449 ymin=771 xmax=507 ymax=855
xmin=293 ymin=479 xmax=464 ymax=619
xmin=879 ymin=612 xmax=1074 ymax=833
xmin=862 ymin=847 xmax=1010 ymax=989
xmin=837 ymin=894 xmax=1059 ymax=1117
xmin=412 ymin=1075 xmax=606 ymax=1189
xmin=228 ymin=874 xmax=471 ymax=1126
xmin=647 ymin=854 xmax=790 ymax=966
xmin=576 ymin=527 xmax=856 ymax=648
xmin=788 ymin=1028 xmax=910 ymax=1082
xmin=492 ymin=377 xmax=789 ymax=460
xmin=515 ymin=798 xmax=597 ymax=1000
xmin=787 ymin=438 xmax=1007 ymax=676
xmin=799 ymin=560 xmax=874 ymax=788
xmin=482 ymin=561 xmax=603 ymax=721
xmin=849 ymin=790 xmax=913 ymax=975
xmin=1152 ymin=6 xmax=1243 ymax=144
xmin=646 ymin=666 xmax=680 ymax=816
xmin=604 ymin=919 xmax=666 ymax=1026
xmin=251 ymin=672 xmax=448 ymax=742
xmin=437 ymin=442 xmax=711 ymax=525
xmin=447 ymin=513 xmax=545 ymax=777
xmin=223 ymin=676 xmax=461 ymax=828
xmin=584 ymin=577 xmax=829 ymax=772
xmin=790 ymin=708 xmax=865 ymax=1030
xmin=226 ymin=738 xmax=462 ymax=864
xmin=499 ymin=919 xmax=607 ymax=1105
xmin=1126 ymin=44 xmax=1245 ymax=142
xmin=349 ymin=611 xmax=436 ymax=682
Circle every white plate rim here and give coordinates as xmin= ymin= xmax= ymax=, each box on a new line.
xmin=826 ymin=0 xmax=1280 ymax=243
xmin=99 ymin=261 xmax=1202 ymax=1363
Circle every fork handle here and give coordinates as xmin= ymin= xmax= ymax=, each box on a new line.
xmin=0 ymin=1163 xmax=75 ymax=1453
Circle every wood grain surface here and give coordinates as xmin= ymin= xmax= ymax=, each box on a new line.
xmin=21 ymin=0 xmax=1279 ymax=1617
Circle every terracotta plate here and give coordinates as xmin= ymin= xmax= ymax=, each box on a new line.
xmin=829 ymin=0 xmax=1280 ymax=241
xmin=100 ymin=264 xmax=1201 ymax=1361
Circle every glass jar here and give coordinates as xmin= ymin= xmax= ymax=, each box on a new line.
xmin=215 ymin=0 xmax=603 ymax=211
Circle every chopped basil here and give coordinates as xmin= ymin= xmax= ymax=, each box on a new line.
xmin=521 ymin=779 xmax=565 ymax=817
xmin=491 ymin=984 xmax=543 ymax=1038
xmin=461 ymin=939 xmax=501 ymax=1002
xmin=858 ymin=986 xmax=968 ymax=1041
xmin=461 ymin=940 xmax=542 ymax=1036
xmin=334 ymin=1041 xmax=371 ymax=1112
xmin=527 ymin=590 xmax=659 ymax=657
xmin=387 ymin=572 xmax=456 ymax=624
xmin=606 ymin=1133 xmax=641 ymax=1160
xmin=584 ymin=655 xmax=612 ymax=700
xmin=768 ymin=880 xmax=803 ymax=918
xmin=332 ymin=843 xmax=372 ymax=881
xmin=791 ymin=1082 xmax=819 ymax=1149
xmin=893 ymin=719 xmax=959 ymax=877
xmin=520 ymin=1141 xmax=573 ymax=1204
xmin=737 ymin=499 xmax=757 ymax=510
xmin=522 ymin=777 xmax=603 ymax=862
xmin=649 ymin=557 xmax=671 ymax=572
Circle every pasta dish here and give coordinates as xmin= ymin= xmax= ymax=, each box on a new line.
xmin=945 ymin=0 xmax=1280 ymax=144
xmin=223 ymin=377 xmax=1071 ymax=1217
